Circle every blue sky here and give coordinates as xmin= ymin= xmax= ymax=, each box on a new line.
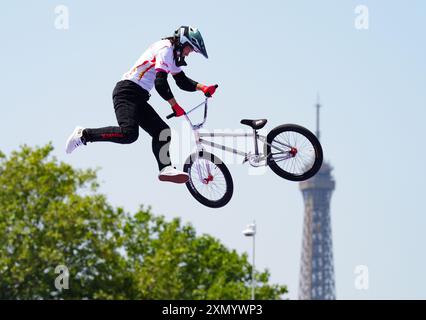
xmin=1 ymin=0 xmax=426 ymax=299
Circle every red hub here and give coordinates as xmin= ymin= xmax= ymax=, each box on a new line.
xmin=203 ymin=175 xmax=214 ymax=184
xmin=289 ymin=147 xmax=298 ymax=157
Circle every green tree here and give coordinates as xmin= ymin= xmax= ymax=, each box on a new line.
xmin=0 ymin=145 xmax=287 ymax=299
xmin=0 ymin=144 xmax=130 ymax=299
xmin=124 ymin=211 xmax=287 ymax=299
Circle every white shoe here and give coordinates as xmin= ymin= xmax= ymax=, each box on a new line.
xmin=158 ymin=166 xmax=189 ymax=184
xmin=66 ymin=126 xmax=86 ymax=154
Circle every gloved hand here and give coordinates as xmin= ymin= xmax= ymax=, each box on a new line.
xmin=172 ymin=103 xmax=185 ymax=117
xmin=201 ymin=84 xmax=217 ymax=97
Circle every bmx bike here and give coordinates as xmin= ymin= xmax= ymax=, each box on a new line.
xmin=167 ymin=95 xmax=323 ymax=208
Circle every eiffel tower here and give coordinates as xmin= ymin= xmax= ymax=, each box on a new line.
xmin=298 ymin=96 xmax=336 ymax=300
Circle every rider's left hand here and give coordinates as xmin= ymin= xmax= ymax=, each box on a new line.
xmin=172 ymin=103 xmax=185 ymax=117
xmin=201 ymin=84 xmax=217 ymax=97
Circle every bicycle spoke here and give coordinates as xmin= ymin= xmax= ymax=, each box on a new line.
xmin=270 ymin=130 xmax=317 ymax=176
xmin=189 ymin=158 xmax=227 ymax=202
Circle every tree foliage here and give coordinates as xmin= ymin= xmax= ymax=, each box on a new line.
xmin=0 ymin=145 xmax=287 ymax=299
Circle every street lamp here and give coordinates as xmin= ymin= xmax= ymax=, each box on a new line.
xmin=243 ymin=221 xmax=256 ymax=300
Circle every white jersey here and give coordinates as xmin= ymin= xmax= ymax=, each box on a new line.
xmin=122 ymin=40 xmax=182 ymax=92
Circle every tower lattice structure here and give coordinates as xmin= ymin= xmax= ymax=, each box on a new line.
xmin=298 ymin=97 xmax=336 ymax=300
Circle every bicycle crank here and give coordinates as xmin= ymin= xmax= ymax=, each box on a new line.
xmin=243 ymin=152 xmax=267 ymax=167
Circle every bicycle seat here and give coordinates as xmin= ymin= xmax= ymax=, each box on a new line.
xmin=240 ymin=119 xmax=268 ymax=130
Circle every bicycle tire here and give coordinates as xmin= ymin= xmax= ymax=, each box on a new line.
xmin=183 ymin=151 xmax=234 ymax=208
xmin=265 ymin=124 xmax=323 ymax=181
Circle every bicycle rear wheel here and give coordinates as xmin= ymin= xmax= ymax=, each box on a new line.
xmin=183 ymin=151 xmax=233 ymax=208
xmin=265 ymin=124 xmax=323 ymax=181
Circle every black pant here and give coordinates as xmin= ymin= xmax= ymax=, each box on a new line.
xmin=83 ymin=80 xmax=172 ymax=171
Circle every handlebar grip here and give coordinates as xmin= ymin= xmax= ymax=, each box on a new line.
xmin=166 ymin=112 xmax=175 ymax=119
xmin=204 ymin=84 xmax=219 ymax=98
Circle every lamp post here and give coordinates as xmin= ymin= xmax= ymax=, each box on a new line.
xmin=243 ymin=221 xmax=256 ymax=300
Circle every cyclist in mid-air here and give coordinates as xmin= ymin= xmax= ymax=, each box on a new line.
xmin=66 ymin=26 xmax=217 ymax=183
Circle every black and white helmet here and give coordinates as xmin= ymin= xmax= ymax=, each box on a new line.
xmin=174 ymin=26 xmax=208 ymax=59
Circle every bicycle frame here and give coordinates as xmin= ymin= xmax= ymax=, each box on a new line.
xmin=176 ymin=98 xmax=323 ymax=208
xmin=183 ymin=98 xmax=271 ymax=165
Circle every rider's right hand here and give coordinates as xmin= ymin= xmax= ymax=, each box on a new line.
xmin=172 ymin=103 xmax=185 ymax=117
xmin=201 ymin=84 xmax=217 ymax=97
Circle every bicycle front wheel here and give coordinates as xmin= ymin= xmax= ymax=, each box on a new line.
xmin=265 ymin=124 xmax=323 ymax=181
xmin=183 ymin=151 xmax=233 ymax=208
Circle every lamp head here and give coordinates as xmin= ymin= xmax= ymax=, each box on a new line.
xmin=242 ymin=223 xmax=256 ymax=237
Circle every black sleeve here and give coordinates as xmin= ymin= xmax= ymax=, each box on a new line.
xmin=155 ymin=71 xmax=174 ymax=101
xmin=172 ymin=71 xmax=198 ymax=92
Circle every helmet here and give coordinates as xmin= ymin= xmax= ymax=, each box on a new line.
xmin=174 ymin=26 xmax=208 ymax=59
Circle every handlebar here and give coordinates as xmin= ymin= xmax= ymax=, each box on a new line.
xmin=166 ymin=84 xmax=218 ymax=119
